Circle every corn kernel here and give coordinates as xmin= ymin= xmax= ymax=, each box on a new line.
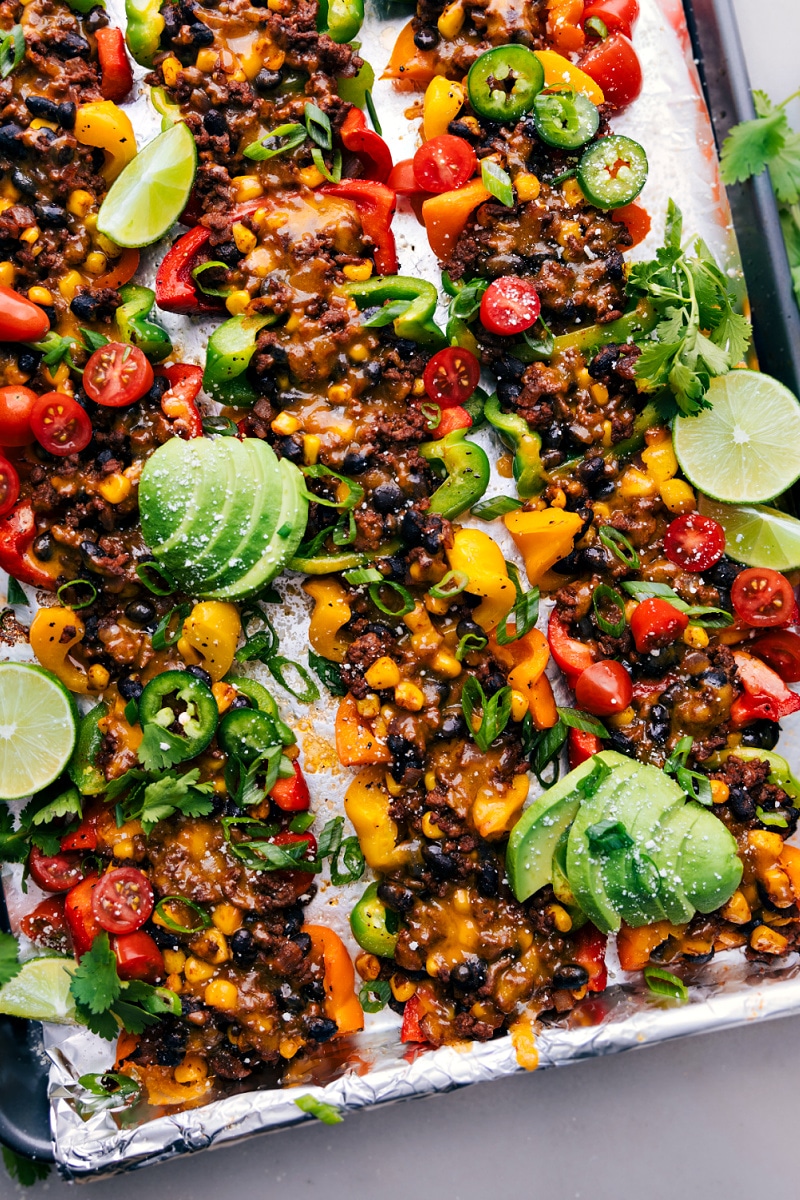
xmin=190 ymin=927 xmax=230 ymax=965
xmin=514 ymin=172 xmax=540 ymax=203
xmin=298 ymin=165 xmax=325 ymax=188
xmin=437 ymin=0 xmax=465 ymax=38
xmin=232 ymin=221 xmax=257 ymax=255
xmin=97 ymin=472 xmax=132 ymax=504
xmin=601 ymin=419 xmax=613 ymax=448
xmin=510 ymin=690 xmax=528 ymax=722
xmin=421 ymin=812 xmax=444 ymax=838
xmin=424 ymin=594 xmax=450 ymax=616
xmin=750 ymin=924 xmax=789 ymax=955
xmin=546 ymin=903 xmax=572 ymax=933
xmin=87 ymin=664 xmax=110 ymax=690
xmin=430 ymin=648 xmax=462 ymax=678
xmin=423 ymin=770 xmax=437 ymax=792
xmin=327 ymin=383 xmax=351 ymax=404
xmin=225 ymin=288 xmax=251 ymax=316
xmin=212 ymin=903 xmax=243 ymax=936
xmin=576 ymin=367 xmax=592 ymax=389
xmin=83 ymin=213 xmax=98 ymax=233
xmin=710 ymin=779 xmax=730 ymax=805
xmin=356 ymin=693 xmax=381 ymax=719
xmin=30 ymin=118 xmax=58 ymax=132
xmin=303 ymin=434 xmax=321 ymax=464
xmin=233 ymin=175 xmax=264 ymax=203
xmin=196 ymin=47 xmax=218 ymax=71
xmin=557 ymin=219 xmax=581 ymax=248
xmin=390 ymin=974 xmax=417 ymax=1002
xmin=683 ymin=624 xmax=709 ymax=649
xmin=166 ymin=973 xmax=183 ymax=994
xmin=659 ymin=478 xmax=695 ymax=514
xmin=184 ymin=956 xmax=216 ymax=984
xmin=112 ymin=838 xmax=136 ymax=859
xmin=212 ymin=681 xmax=237 ymax=714
xmin=271 ymin=411 xmax=300 ymax=435
xmin=348 ymin=342 xmax=369 ymax=362
xmin=20 ymin=226 xmax=40 ymax=245
xmin=412 ymin=377 xmax=426 ymax=397
xmin=0 ymin=262 xmax=14 ymax=287
xmin=161 ymin=56 xmax=181 ymax=87
xmin=58 ymin=270 xmax=82 ymax=303
xmin=279 ymin=1037 xmax=301 ymax=1059
xmin=67 ymin=189 xmax=94 ymax=217
xmin=355 ymin=952 xmax=381 ymax=981
xmin=590 ymin=382 xmax=609 ymax=405
xmin=0 ymin=199 xmax=10 ymax=215
xmin=562 ymin=178 xmax=585 ymax=206
xmin=384 ymin=771 xmax=404 ymax=797
xmin=85 ymin=251 xmax=107 ymax=275
xmin=27 ymin=286 xmax=53 ymax=306
xmin=1 ymin=180 xmax=19 ymax=201
xmin=343 ymin=259 xmax=373 ymax=281
xmin=174 ymin=1054 xmax=208 ymax=1084
xmin=164 ymin=948 xmax=186 ymax=974
xmin=619 ymin=466 xmax=657 ymax=498
xmin=395 ymin=681 xmax=425 ymax=711
xmin=593 ymin=501 xmax=611 ymax=520
xmin=641 ymin=439 xmax=678 ymax=483
xmin=365 ymin=656 xmax=401 ymax=689
xmin=607 ymin=706 xmax=635 ymax=728
xmin=550 ymin=487 xmax=567 ymax=509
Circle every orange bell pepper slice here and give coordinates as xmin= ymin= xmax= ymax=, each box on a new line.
xmin=383 ymin=19 xmax=439 ymax=85
xmin=617 ymin=921 xmax=680 ymax=972
xmin=94 ymin=246 xmax=140 ymax=290
xmin=306 ymin=925 xmax=364 ymax=1036
xmin=526 ymin=672 xmax=558 ymax=730
xmin=422 ymin=178 xmax=491 ymax=261
xmin=335 ymin=693 xmax=391 ymax=766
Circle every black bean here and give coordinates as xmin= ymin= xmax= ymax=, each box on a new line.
xmin=384 ymin=554 xmax=407 ymax=582
xmin=214 ymin=240 xmax=242 ymax=266
xmin=25 ymin=96 xmax=61 ymax=123
xmin=364 ymin=622 xmax=394 ymax=639
xmin=700 ymin=668 xmax=729 ymax=689
xmin=148 ymin=374 xmax=170 ymax=402
xmin=451 ymin=958 xmax=486 ymax=991
xmin=51 ymin=32 xmax=91 ymax=58
xmin=230 ymin=694 xmax=251 ymax=710
xmin=705 ymin=557 xmax=742 ymax=591
xmin=187 ymin=20 xmax=214 ymax=44
xmin=283 ymin=906 xmax=304 ymax=937
xmin=495 ymin=354 xmax=526 ymax=382
xmin=36 ymin=203 xmax=67 ymax=227
xmin=95 ymin=448 xmax=114 ymax=466
xmin=439 ymin=710 xmax=468 ymax=739
xmin=301 ymin=980 xmax=326 ymax=1003
xmin=497 ymin=379 xmax=522 ymax=405
xmin=576 ymin=455 xmax=606 ymax=492
xmin=230 ymin=928 xmax=258 ymax=966
xmin=277 ymin=435 xmax=304 ymax=464
xmin=10 ymin=168 xmax=35 ymax=194
xmin=70 ymin=292 xmax=102 ymax=321
xmin=740 ymin=719 xmax=780 ymax=751
xmin=186 ymin=664 xmax=212 ymax=686
xmin=377 ymin=882 xmax=416 ymax=913
xmin=342 ymin=449 xmax=369 ymax=474
xmin=307 ymin=1017 xmax=338 ymax=1042
xmin=552 ymin=963 xmax=590 ymax=990
xmin=118 ymin=676 xmax=143 ymax=702
xmin=276 ymin=983 xmax=304 ymax=1013
xmin=79 ymin=540 xmax=104 ymax=566
xmin=254 ymin=68 xmax=282 ymax=92
xmin=203 ymin=109 xmax=227 ymax=136
xmin=372 ymin=482 xmax=404 ymax=513
xmin=581 ymin=545 xmax=612 ymax=573
xmin=647 ymin=703 xmax=670 ymax=745
xmin=421 ymin=842 xmax=457 ymax=880
xmin=364 ymin=360 xmax=382 ymax=383
xmin=16 ymin=350 xmax=40 ymax=375
xmin=0 ymin=124 xmax=26 ymax=159
xmin=125 ymin=599 xmax=157 ymax=625
xmin=85 ymin=6 xmax=108 ymax=30
xmin=476 ymin=856 xmax=499 ymax=898
xmin=32 ymin=532 xmax=55 ymax=562
xmin=728 ymin=786 xmax=756 ymax=821
xmin=413 ymin=25 xmax=439 ymax=50
xmin=291 ymin=932 xmax=312 ymax=955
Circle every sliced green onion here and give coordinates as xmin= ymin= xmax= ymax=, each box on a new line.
xmin=57 ymin=579 xmax=97 ymax=610
xmin=643 ymin=966 xmax=688 ymax=1004
xmin=202 ymin=415 xmax=239 ymax=437
xmin=290 ymin=811 xmax=316 ymax=833
xmin=332 ymin=511 xmax=357 ymax=546
xmin=470 ymin=495 xmax=522 ymax=519
xmin=294 ymin=1095 xmax=343 ymax=1124
xmin=0 ymin=25 xmax=25 ymax=80
xmin=311 ymin=145 xmax=342 ymax=183
xmin=592 ymin=583 xmax=626 ymax=637
xmin=429 ymin=570 xmax=468 ymax=600
xmin=304 ymin=102 xmax=332 ymax=149
xmin=244 ymin=122 xmax=306 ymax=161
xmin=555 ymin=707 xmax=607 ymax=736
xmin=461 ymin=676 xmax=512 ymax=753
xmin=599 ymin=525 xmax=640 ymax=569
xmin=135 ymin=561 xmax=176 ymax=595
xmin=359 ymin=980 xmax=391 ymax=1012
xmin=456 ymin=632 xmax=488 ymax=661
xmin=481 ymin=159 xmax=514 ymax=207
xmin=756 ymin=806 xmax=789 ymax=828
xmin=151 ymin=602 xmax=191 ymax=651
xmin=154 ymin=896 xmax=212 ymax=934
xmin=344 ymin=566 xmax=382 ymax=586
xmin=495 ymin=586 xmax=540 ymax=646
xmin=268 ymin=657 xmax=321 ymax=704
xmin=368 ymin=580 xmax=414 ymax=616
xmin=302 ymin=464 xmax=365 ymax=510
xmin=420 ymin=401 xmax=441 ymax=430
xmin=365 ymin=90 xmax=382 ymax=135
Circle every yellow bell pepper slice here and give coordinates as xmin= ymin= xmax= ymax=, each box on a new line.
xmin=177 ymin=602 xmax=241 ymax=682
xmin=306 ymin=925 xmax=364 ymax=1036
xmin=534 ymin=50 xmax=605 ymax=106
xmin=473 ymin=774 xmax=529 ymax=840
xmin=492 ymin=627 xmax=551 ymax=719
xmin=344 ymin=765 xmax=410 ymax=871
xmin=75 ymin=101 xmax=137 ymax=181
xmin=504 ymin=507 xmax=585 ymax=587
xmin=304 ymin=578 xmax=351 ymax=663
xmin=446 ymin=528 xmax=516 ymax=632
xmin=29 ymin=607 xmax=104 ymax=694
xmin=423 ymin=76 xmax=466 ymax=141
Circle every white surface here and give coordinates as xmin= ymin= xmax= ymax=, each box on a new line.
xmin=5 ymin=0 xmax=800 ymax=1194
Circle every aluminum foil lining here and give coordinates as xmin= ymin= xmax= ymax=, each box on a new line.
xmin=4 ymin=0 xmax=799 ymax=1179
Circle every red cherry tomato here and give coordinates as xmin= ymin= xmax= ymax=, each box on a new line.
xmin=574 ymin=659 xmax=633 ymax=716
xmin=83 ymin=342 xmax=154 ymax=407
xmin=0 ymin=457 xmax=20 ymax=517
xmin=663 ymin=513 xmax=725 ymax=572
xmin=91 ymin=867 xmax=154 ymax=934
xmin=0 ymin=286 xmax=50 ymax=342
xmin=568 ymin=728 xmax=602 ymax=769
xmin=30 ymin=392 xmax=93 ymax=457
xmin=611 ymin=202 xmax=651 ymax=247
xmin=387 ymin=158 xmax=421 ymax=195
xmin=630 ymin=596 xmax=689 ymax=653
xmin=579 ymin=32 xmax=643 ymax=110
xmin=581 ymin=0 xmax=640 ymax=38
xmin=480 ymin=276 xmax=541 ymax=336
xmin=0 ymin=385 xmax=38 ymax=446
xmin=64 ymin=874 xmax=102 ymax=957
xmin=572 ymin=923 xmax=608 ymax=992
xmin=413 ymin=135 xmax=477 ymax=194
xmin=730 ymin=649 xmax=800 ymax=726
xmin=113 ymin=930 xmax=165 ymax=983
xmin=60 ymin=808 xmax=98 ymax=853
xmin=751 ymin=630 xmax=800 ymax=683
xmin=28 ymin=846 xmax=85 ymax=893
xmin=272 ymin=831 xmax=318 ymax=900
xmin=423 ymin=346 xmax=481 ymax=408
xmin=548 ymin=610 xmax=595 ymax=686
xmin=270 ymin=761 xmax=311 ymax=812
xmin=20 ymin=897 xmax=69 ymax=954
xmin=731 ymin=567 xmax=796 ymax=628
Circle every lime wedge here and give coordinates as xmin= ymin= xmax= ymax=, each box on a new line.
xmin=0 ymin=662 xmax=78 ymax=800
xmin=699 ymin=496 xmax=800 ymax=570
xmin=0 ymin=957 xmax=76 ymax=1023
xmin=97 ymin=121 xmax=197 ymax=248
xmin=673 ymin=370 xmax=800 ymax=503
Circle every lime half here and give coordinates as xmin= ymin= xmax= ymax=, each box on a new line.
xmin=699 ymin=496 xmax=800 ymax=571
xmin=0 ymin=957 xmax=75 ymax=1023
xmin=97 ymin=121 xmax=197 ymax=248
xmin=673 ymin=370 xmax=800 ymax=503
xmin=0 ymin=662 xmax=77 ymax=800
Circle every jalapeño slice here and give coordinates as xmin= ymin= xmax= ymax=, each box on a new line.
xmin=138 ymin=669 xmax=218 ymax=761
xmin=577 ymin=134 xmax=648 ymax=208
xmin=467 ymin=45 xmax=545 ymax=124
xmin=533 ymin=90 xmax=600 ymax=149
xmin=218 ymin=708 xmax=281 ymax=766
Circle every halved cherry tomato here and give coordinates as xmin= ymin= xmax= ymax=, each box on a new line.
xmin=568 ymin=728 xmax=602 ymax=769
xmin=84 ymin=342 xmax=154 ymax=407
xmin=61 ymin=809 xmax=99 ymax=853
xmin=548 ymin=610 xmax=595 ymax=686
xmin=0 ymin=385 xmax=38 ymax=446
xmin=91 ymin=867 xmax=154 ymax=934
xmin=387 ymin=158 xmax=421 ymax=196
xmin=579 ymin=31 xmax=643 ymax=109
xmin=0 ymin=457 xmax=20 ymax=517
xmin=434 ymin=405 xmax=472 ymax=437
xmin=730 ymin=650 xmax=800 ymax=726
xmin=20 ymin=897 xmax=69 ymax=954
xmin=581 ymin=0 xmax=640 ymax=38
xmin=574 ymin=659 xmax=632 ymax=715
xmin=663 ymin=513 xmax=725 ymax=572
xmin=413 ymin=135 xmax=477 ymax=195
xmin=113 ymin=930 xmax=165 ymax=983
xmin=751 ymin=630 xmax=800 ymax=683
xmin=64 ymin=874 xmax=101 ymax=957
xmin=731 ymin=567 xmax=796 ymax=628
xmin=630 ymin=596 xmax=689 ymax=652
xmin=423 ymin=347 xmax=480 ymax=408
xmin=272 ymin=831 xmax=317 ymax=900
xmin=30 ymin=392 xmax=93 ymax=457
xmin=0 ymin=286 xmax=50 ymax=341
xmin=480 ymin=276 xmax=541 ymax=336
xmin=270 ymin=761 xmax=311 ymax=812
xmin=611 ymin=202 xmax=651 ymax=247
xmin=28 ymin=847 xmax=85 ymax=893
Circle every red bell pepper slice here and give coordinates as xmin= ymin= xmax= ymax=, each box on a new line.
xmin=113 ymin=930 xmax=165 ymax=983
xmin=0 ymin=500 xmax=56 ymax=590
xmin=60 ymin=809 xmax=99 ymax=853
xmin=572 ymin=923 xmax=608 ymax=993
xmin=155 ymin=225 xmax=224 ymax=315
xmin=548 ymin=610 xmax=595 ymax=687
xmin=320 ymin=181 xmax=398 ymax=275
xmin=387 ymin=158 xmax=421 ymax=196
xmin=730 ymin=650 xmax=800 ymax=726
xmin=568 ymin=728 xmax=602 ymax=769
xmin=340 ymin=107 xmax=393 ymax=183
xmin=400 ymin=992 xmax=426 ymax=1043
xmin=434 ymin=406 xmax=472 ymax=438
xmin=158 ymin=363 xmax=204 ymax=439
xmin=64 ymin=874 xmax=102 ymax=959
xmin=95 ymin=27 xmax=134 ymax=103
xmin=270 ymin=761 xmax=311 ymax=811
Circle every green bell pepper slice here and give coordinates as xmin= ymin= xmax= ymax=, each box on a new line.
xmin=203 ymin=314 xmax=275 ymax=406
xmin=508 ymin=300 xmax=657 ymax=364
xmin=342 ymin=276 xmax=445 ymax=347
xmin=116 ymin=285 xmax=172 ymax=362
xmin=420 ymin=428 xmax=490 ymax=519
xmin=151 ymin=86 xmax=182 ymax=131
xmin=125 ymin=0 xmax=164 ymax=67
xmin=68 ymin=703 xmax=107 ymax=796
xmin=350 ymin=881 xmax=399 ymax=957
xmin=317 ymin=0 xmax=364 ymax=44
xmin=483 ymin=393 xmax=545 ymax=499
xmin=225 ymin=675 xmax=295 ymax=747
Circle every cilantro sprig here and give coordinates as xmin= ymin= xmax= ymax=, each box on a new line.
xmin=69 ymin=932 xmax=180 ymax=1040
xmin=107 ymin=767 xmax=215 ymax=835
xmin=628 ymin=200 xmax=752 ymax=414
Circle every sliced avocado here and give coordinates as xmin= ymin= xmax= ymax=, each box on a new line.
xmin=650 ymin=803 xmax=699 ymax=924
xmin=139 ymin=436 xmax=220 ymax=559
xmin=551 ymin=829 xmax=588 ymax=930
xmin=177 ymin=438 xmax=258 ymax=588
xmin=602 ymin=844 xmax=669 ymax=928
xmin=196 ymin=439 xmax=283 ymax=589
xmin=677 ymin=805 xmax=743 ymax=914
xmin=565 ymin=754 xmax=636 ymax=934
xmin=203 ymin=458 xmax=309 ymax=600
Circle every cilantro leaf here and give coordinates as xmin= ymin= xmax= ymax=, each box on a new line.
xmin=720 ymin=107 xmax=789 ymax=185
xmin=108 ymin=1000 xmax=161 ymax=1034
xmin=768 ymin=129 xmax=800 ymax=205
xmin=69 ymin=932 xmax=121 ymax=1014
xmin=6 ymin=577 xmax=27 ymax=605
xmin=28 ymin=785 xmax=82 ymax=827
xmin=137 ymin=768 xmax=214 ymax=834
xmin=2 ymin=1146 xmax=50 ymax=1187
xmin=137 ymin=723 xmax=191 ymax=771
xmin=74 ymin=1002 xmax=120 ymax=1041
xmin=0 ymin=932 xmax=21 ymax=987
xmin=0 ymin=809 xmax=30 ymax=864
